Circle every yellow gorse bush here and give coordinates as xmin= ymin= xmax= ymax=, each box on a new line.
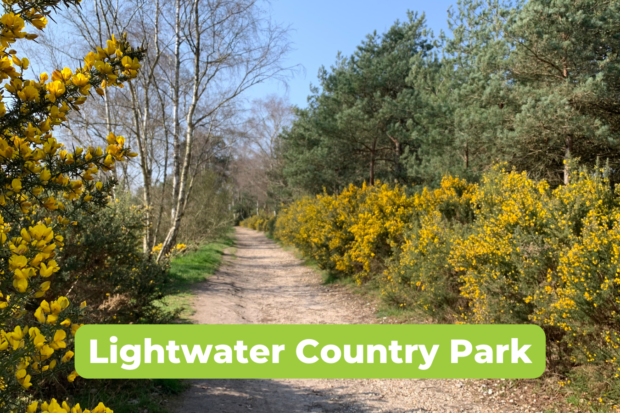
xmin=446 ymin=165 xmax=620 ymax=394
xmin=344 ymin=183 xmax=413 ymax=280
xmin=258 ymin=165 xmax=620 ymax=403
xmin=240 ymin=211 xmax=276 ymax=233
xmin=0 ymin=0 xmax=142 ymax=411
xmin=381 ymin=176 xmax=474 ymax=316
xmin=274 ymin=181 xmax=430 ymax=280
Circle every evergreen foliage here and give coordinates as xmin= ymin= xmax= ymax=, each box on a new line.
xmin=283 ymin=0 xmax=620 ymax=191
xmin=282 ymin=12 xmax=432 ymax=193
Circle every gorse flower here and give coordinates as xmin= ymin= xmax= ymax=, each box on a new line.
xmin=24 ymin=399 xmax=112 ymax=413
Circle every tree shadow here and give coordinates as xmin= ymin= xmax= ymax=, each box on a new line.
xmin=168 ymin=378 xmax=433 ymax=413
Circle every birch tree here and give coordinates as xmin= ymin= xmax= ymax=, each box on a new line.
xmin=33 ymin=0 xmax=292 ymax=255
xmin=157 ymin=0 xmax=292 ymax=259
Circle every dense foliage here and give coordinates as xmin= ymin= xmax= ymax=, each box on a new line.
xmin=281 ymin=12 xmax=431 ymax=192
xmin=257 ymin=165 xmax=620 ymax=406
xmin=281 ymin=0 xmax=620 ymax=192
xmin=59 ymin=200 xmax=173 ymax=325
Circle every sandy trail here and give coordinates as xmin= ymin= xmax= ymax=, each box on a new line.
xmin=171 ymin=227 xmax=504 ymax=413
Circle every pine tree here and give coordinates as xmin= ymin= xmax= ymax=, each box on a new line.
xmin=282 ymin=13 xmax=432 ymax=193
xmin=506 ymin=0 xmax=620 ymax=184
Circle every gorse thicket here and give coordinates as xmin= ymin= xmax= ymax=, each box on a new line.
xmin=0 ymin=0 xmax=146 ymax=411
xmin=249 ymin=165 xmax=620 ymax=406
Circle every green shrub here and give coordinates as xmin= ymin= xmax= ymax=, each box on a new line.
xmin=56 ymin=199 xmax=174 ymax=325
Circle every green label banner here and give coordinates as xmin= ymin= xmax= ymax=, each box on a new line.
xmin=75 ymin=324 xmax=546 ymax=379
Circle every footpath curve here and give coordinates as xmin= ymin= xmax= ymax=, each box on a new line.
xmin=171 ymin=227 xmax=507 ymax=413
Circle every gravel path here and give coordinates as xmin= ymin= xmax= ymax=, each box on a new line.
xmin=170 ymin=227 xmax=510 ymax=413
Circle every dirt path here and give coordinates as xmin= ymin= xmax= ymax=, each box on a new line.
xmin=171 ymin=227 xmax=507 ymax=413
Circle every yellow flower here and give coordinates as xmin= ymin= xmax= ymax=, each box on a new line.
xmin=121 ymin=55 xmax=141 ymax=70
xmin=27 ymin=401 xmax=38 ymax=413
xmin=50 ymin=329 xmax=66 ymax=350
xmin=71 ymin=323 xmax=82 ymax=336
xmin=11 ymin=178 xmax=22 ymax=192
xmin=46 ymin=80 xmax=65 ymax=102
xmin=72 ymin=73 xmax=89 ymax=87
xmin=40 ymin=260 xmax=60 ymax=277
xmin=67 ymin=370 xmax=79 ymax=382
xmin=31 ymin=15 xmax=48 ymax=30
xmin=17 ymin=85 xmax=39 ymax=102
xmin=61 ymin=350 xmax=74 ymax=363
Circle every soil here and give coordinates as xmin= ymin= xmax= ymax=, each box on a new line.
xmin=169 ymin=227 xmax=515 ymax=413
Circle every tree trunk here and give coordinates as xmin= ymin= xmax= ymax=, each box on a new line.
xmin=170 ymin=0 xmax=182 ymax=225
xmin=369 ymin=138 xmax=377 ymax=186
xmin=129 ymin=83 xmax=153 ymax=253
xmin=157 ymin=0 xmax=200 ymax=262
xmin=564 ymin=135 xmax=573 ymax=185
xmin=152 ymin=85 xmax=169 ymax=250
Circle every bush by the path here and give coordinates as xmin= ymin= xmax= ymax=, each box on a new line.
xmin=240 ymin=211 xmax=276 ymax=234
xmin=250 ymin=165 xmax=620 ymax=407
xmin=0 ymin=0 xmax=174 ymax=411
xmin=58 ymin=200 xmax=173 ymax=325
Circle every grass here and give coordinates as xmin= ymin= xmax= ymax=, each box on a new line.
xmin=72 ymin=378 xmax=188 ymax=413
xmin=157 ymin=232 xmax=236 ymax=320
xmin=80 ymin=233 xmax=237 ymax=413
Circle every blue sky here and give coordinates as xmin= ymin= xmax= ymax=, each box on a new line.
xmin=246 ymin=0 xmax=456 ymax=108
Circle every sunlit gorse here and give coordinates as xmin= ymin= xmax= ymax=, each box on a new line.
xmin=0 ymin=0 xmax=143 ymax=411
xmin=249 ymin=164 xmax=620 ymax=407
